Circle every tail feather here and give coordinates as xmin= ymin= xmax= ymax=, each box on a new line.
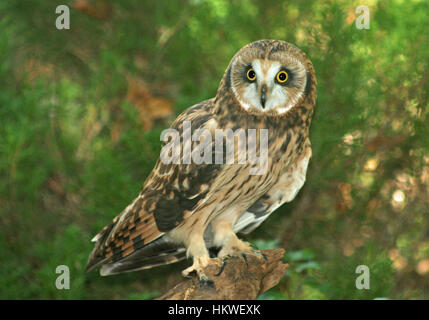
xmin=99 ymin=235 xmax=186 ymax=276
xmin=85 ymin=195 xmax=165 ymax=274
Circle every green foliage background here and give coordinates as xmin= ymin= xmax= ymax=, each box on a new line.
xmin=0 ymin=0 xmax=428 ymax=299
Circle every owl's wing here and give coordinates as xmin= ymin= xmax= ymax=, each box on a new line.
xmin=234 ymin=143 xmax=311 ymax=234
xmin=86 ymin=99 xmax=225 ymax=274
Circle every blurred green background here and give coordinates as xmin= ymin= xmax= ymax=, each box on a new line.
xmin=0 ymin=0 xmax=428 ymax=299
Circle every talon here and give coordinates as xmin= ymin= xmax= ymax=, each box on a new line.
xmin=241 ymin=253 xmax=249 ymax=267
xmin=199 ymin=274 xmax=215 ymax=288
xmin=215 ymin=257 xmax=228 ymax=276
xmin=252 ymin=250 xmax=268 ymax=263
xmin=260 ymin=252 xmax=268 ymax=263
xmin=250 ymin=242 xmax=259 ymax=250
xmin=182 ymin=266 xmax=195 ymax=278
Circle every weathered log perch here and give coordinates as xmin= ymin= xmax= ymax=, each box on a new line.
xmin=157 ymin=248 xmax=288 ymax=300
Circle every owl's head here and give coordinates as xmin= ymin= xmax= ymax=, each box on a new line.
xmin=220 ymin=40 xmax=316 ymax=116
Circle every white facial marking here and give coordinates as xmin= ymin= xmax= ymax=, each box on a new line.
xmin=242 ymin=60 xmax=283 ymax=111
xmin=242 ymin=82 xmax=259 ymax=110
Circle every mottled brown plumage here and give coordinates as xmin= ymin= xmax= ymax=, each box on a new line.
xmin=86 ymin=40 xmax=317 ymax=281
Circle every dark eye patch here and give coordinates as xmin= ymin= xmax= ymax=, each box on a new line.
xmin=276 ymin=67 xmax=294 ymax=86
xmin=244 ymin=65 xmax=255 ymax=83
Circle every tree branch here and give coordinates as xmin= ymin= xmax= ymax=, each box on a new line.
xmin=157 ymin=249 xmax=288 ymax=300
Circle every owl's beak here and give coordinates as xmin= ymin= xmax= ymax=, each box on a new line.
xmin=260 ymin=85 xmax=267 ymax=109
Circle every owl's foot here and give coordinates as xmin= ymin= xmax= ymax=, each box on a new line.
xmin=182 ymin=256 xmax=221 ymax=286
xmin=218 ymin=238 xmax=253 ymax=258
xmin=214 ymin=256 xmax=228 ymax=276
xmin=214 ymin=239 xmax=267 ymax=276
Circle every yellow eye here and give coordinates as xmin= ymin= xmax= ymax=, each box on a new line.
xmin=276 ymin=70 xmax=288 ymax=83
xmin=246 ymin=68 xmax=256 ymax=81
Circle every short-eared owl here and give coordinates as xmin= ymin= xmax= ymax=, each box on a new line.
xmin=86 ymin=40 xmax=317 ymax=283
